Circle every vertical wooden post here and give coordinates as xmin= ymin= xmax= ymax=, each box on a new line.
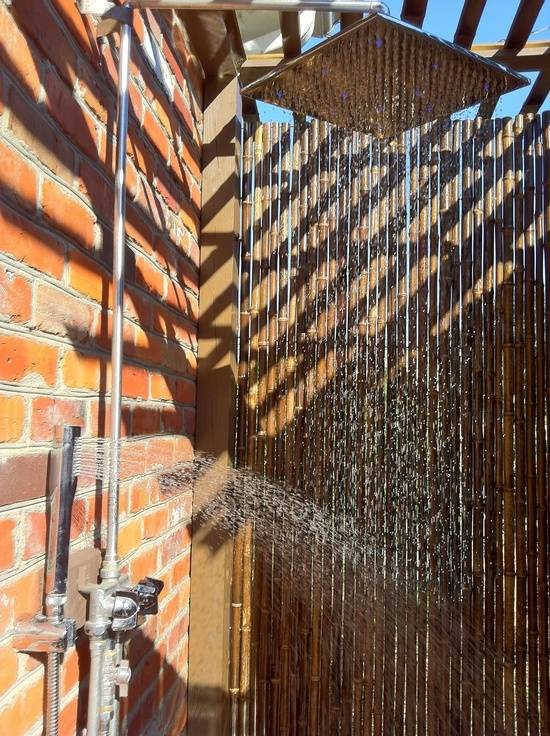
xmin=188 ymin=75 xmax=242 ymax=736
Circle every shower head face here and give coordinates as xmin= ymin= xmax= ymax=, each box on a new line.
xmin=241 ymin=13 xmax=529 ymax=139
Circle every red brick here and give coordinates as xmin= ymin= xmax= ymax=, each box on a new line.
xmin=0 ymin=452 xmax=50 ymax=506
xmin=0 ymin=646 xmax=18 ymax=696
xmin=155 ymin=167 xmax=184 ymax=213
xmin=68 ymin=249 xmax=111 ymax=306
xmin=134 ymin=175 xmax=164 ymax=230
xmin=131 ymin=326 xmax=166 ymax=367
xmin=62 ymin=351 xmax=102 ymax=391
xmin=30 ymin=397 xmax=85 ymax=442
xmin=143 ymin=108 xmax=170 ymax=161
xmin=93 ymin=311 xmax=133 ymax=354
xmin=44 ymin=67 xmax=99 ymax=161
xmin=0 ymin=202 xmax=64 ymax=279
xmin=184 ymin=408 xmax=196 ymax=436
xmin=0 ymin=5 xmax=41 ymax=99
xmin=0 ymin=518 xmax=16 ymax=572
xmin=0 ymin=333 xmax=57 ymax=387
xmin=128 ymin=124 xmax=156 ymax=179
xmin=59 ymin=696 xmax=79 ymax=736
xmin=79 ymin=64 xmax=114 ymax=125
xmin=179 ymin=199 xmax=200 ymax=240
xmin=0 ymin=396 xmax=25 ymax=443
xmin=0 ymin=668 xmax=44 ymax=735
xmin=0 ymin=140 xmax=37 ymax=212
xmin=172 ymin=87 xmax=194 ymax=139
xmin=133 ymin=405 xmax=160 ymax=436
xmin=8 ymin=85 xmax=75 ymax=182
xmin=41 ymin=179 xmax=96 ymax=250
xmin=23 ymin=511 xmax=47 ymax=559
xmin=129 ymin=479 xmax=149 ymax=514
xmin=128 ymin=544 xmax=158 ymax=583
xmin=175 ymin=378 xmax=196 ymax=406
xmin=35 ymin=282 xmax=96 ymax=343
xmin=150 ymin=373 xmax=175 ymax=402
xmin=78 ymin=160 xmax=114 ymax=223
xmin=0 ymin=265 xmax=32 ymax=324
xmin=50 ymin=0 xmax=99 ymax=59
xmin=122 ymin=364 xmax=149 ymax=400
xmin=12 ymin=0 xmax=77 ymax=86
xmin=70 ymin=497 xmax=90 ymax=540
xmin=143 ymin=507 xmax=169 ymax=539
xmin=126 ymin=204 xmax=154 ymax=254
xmin=162 ymin=37 xmax=186 ymax=94
xmin=135 ymin=254 xmax=165 ymax=299
xmin=161 ymin=407 xmax=184 ymax=434
xmin=179 ymin=137 xmax=201 ymax=183
xmin=119 ymin=516 xmax=142 ymax=558
xmin=146 ymin=437 xmax=174 ymax=471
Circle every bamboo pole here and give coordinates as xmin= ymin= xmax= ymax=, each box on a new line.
xmin=514 ymin=114 xmax=528 ymax=736
xmin=534 ymin=115 xmax=550 ymax=736
xmin=524 ymin=116 xmax=540 ymax=736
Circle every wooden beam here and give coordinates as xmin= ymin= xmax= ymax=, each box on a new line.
xmin=454 ymin=0 xmax=487 ymax=48
xmin=505 ymin=0 xmax=545 ymax=50
xmin=521 ymin=69 xmax=550 ymax=113
xmin=401 ymin=0 xmax=428 ymax=28
xmin=471 ymin=40 xmax=550 ymax=72
xmin=188 ymin=75 xmax=242 ymax=736
xmin=280 ymin=11 xmax=302 ymax=59
xmin=177 ymin=9 xmax=245 ymax=77
xmin=341 ymin=11 xmax=363 ymax=29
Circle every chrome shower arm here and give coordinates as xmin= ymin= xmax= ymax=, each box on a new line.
xmin=79 ymin=0 xmax=388 ymax=13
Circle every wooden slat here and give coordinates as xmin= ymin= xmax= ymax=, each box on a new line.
xmin=505 ymin=0 xmax=545 ymax=50
xmin=522 ymin=70 xmax=550 ymax=114
xmin=400 ymin=0 xmax=428 ymax=27
xmin=454 ymin=0 xmax=487 ymax=48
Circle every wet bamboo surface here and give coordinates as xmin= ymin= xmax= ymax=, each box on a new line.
xmin=232 ymin=116 xmax=550 ymax=735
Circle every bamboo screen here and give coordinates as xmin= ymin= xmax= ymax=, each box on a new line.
xmin=232 ymin=114 xmax=550 ymax=735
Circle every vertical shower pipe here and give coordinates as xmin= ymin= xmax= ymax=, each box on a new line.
xmin=86 ymin=9 xmax=132 ymax=736
xmin=103 ymin=3 xmax=132 ymax=584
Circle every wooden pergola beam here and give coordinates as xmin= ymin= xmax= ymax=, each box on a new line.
xmin=505 ymin=0 xmax=545 ymax=50
xmin=471 ymin=40 xmax=550 ymax=72
xmin=454 ymin=0 xmax=487 ymax=48
xmin=521 ymin=69 xmax=550 ymax=113
xmin=280 ymin=11 xmax=302 ymax=58
xmin=400 ymin=0 xmax=428 ymax=28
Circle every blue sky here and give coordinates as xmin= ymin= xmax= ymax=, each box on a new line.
xmin=257 ymin=0 xmax=550 ymax=122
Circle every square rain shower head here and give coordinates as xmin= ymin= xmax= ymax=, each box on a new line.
xmin=241 ymin=13 xmax=529 ymax=139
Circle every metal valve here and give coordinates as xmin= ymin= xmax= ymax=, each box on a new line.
xmin=111 ymin=590 xmax=139 ymax=632
xmin=133 ymin=577 xmax=164 ymax=616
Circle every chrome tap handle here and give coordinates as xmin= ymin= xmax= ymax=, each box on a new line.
xmin=134 ymin=577 xmax=164 ymax=615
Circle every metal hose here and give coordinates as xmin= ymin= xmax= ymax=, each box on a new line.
xmin=45 ymin=653 xmax=60 ymax=736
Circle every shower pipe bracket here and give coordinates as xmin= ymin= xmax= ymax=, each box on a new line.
xmin=13 ymin=614 xmax=76 ymax=654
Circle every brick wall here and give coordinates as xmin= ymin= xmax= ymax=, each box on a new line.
xmin=0 ymin=1 xmax=203 ymax=734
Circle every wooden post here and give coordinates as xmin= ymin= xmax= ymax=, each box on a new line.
xmin=188 ymin=75 xmax=242 ymax=736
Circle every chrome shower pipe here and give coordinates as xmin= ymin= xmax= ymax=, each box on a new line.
xmin=102 ymin=4 xmax=132 ymax=583
xmin=89 ymin=0 xmax=388 ymax=12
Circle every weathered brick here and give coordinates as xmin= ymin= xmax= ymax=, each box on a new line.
xmin=128 ymin=544 xmax=158 ymax=583
xmin=143 ymin=108 xmax=170 ymax=161
xmin=161 ymin=407 xmax=184 ymax=434
xmin=0 ymin=4 xmax=41 ymax=99
xmin=68 ymin=249 xmax=110 ymax=306
xmin=150 ymin=373 xmax=175 ymax=402
xmin=0 ymin=451 xmax=49 ymax=505
xmin=62 ymin=351 xmax=103 ymax=391
xmin=23 ymin=511 xmax=47 ymax=559
xmin=133 ymin=404 xmax=160 ymax=436
xmin=122 ymin=364 xmax=149 ymax=400
xmin=0 ymin=265 xmax=32 ymax=324
xmin=135 ymin=254 xmax=165 ymax=299
xmin=0 ymin=646 xmax=18 ymax=696
xmin=41 ymin=179 xmax=96 ymax=250
xmin=175 ymin=378 xmax=196 ymax=406
xmin=0 ymin=333 xmax=57 ymax=387
xmin=30 ymin=396 xmax=85 ymax=442
xmin=0 ymin=140 xmax=37 ymax=212
xmin=119 ymin=516 xmax=143 ymax=558
xmin=172 ymin=87 xmax=194 ymax=138
xmin=35 ymin=282 xmax=96 ymax=343
xmin=130 ymin=326 xmax=166 ymax=367
xmin=0 ymin=202 xmax=64 ymax=279
xmin=44 ymin=66 xmax=99 ymax=161
xmin=143 ymin=507 xmax=169 ymax=540
xmin=8 ymin=85 xmax=75 ymax=182
xmin=0 ymin=668 xmax=44 ymax=735
xmin=12 ymin=0 xmax=77 ymax=86
xmin=77 ymin=159 xmax=114 ymax=223
xmin=129 ymin=478 xmax=149 ymax=514
xmin=0 ymin=518 xmax=16 ymax=572
xmin=50 ymin=0 xmax=99 ymax=59
xmin=0 ymin=395 xmax=25 ymax=443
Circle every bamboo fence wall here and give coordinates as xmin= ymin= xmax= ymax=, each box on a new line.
xmin=232 ymin=114 xmax=550 ymax=735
